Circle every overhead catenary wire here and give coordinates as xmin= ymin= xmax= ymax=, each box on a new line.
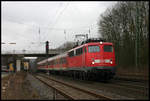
xmin=3 ymin=2 xmax=108 ymax=54
xmin=37 ymin=3 xmax=70 ymax=49
xmin=41 ymin=3 xmax=69 ymax=42
xmin=47 ymin=3 xmax=69 ymax=34
xmin=39 ymin=4 xmax=62 ymax=43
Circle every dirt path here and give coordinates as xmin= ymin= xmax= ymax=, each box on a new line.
xmin=1 ymin=71 xmax=41 ymax=100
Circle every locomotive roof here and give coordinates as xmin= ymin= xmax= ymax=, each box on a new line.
xmin=37 ymin=58 xmax=48 ymax=65
xmin=37 ymin=52 xmax=68 ymax=64
xmin=47 ymin=52 xmax=67 ymax=62
xmin=81 ymin=38 xmax=106 ymax=44
xmin=68 ymin=42 xmax=113 ymax=52
xmin=70 ymin=38 xmax=113 ymax=50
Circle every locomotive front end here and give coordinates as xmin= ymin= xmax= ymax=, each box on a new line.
xmin=85 ymin=41 xmax=116 ymax=80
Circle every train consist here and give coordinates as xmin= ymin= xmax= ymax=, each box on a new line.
xmin=37 ymin=38 xmax=116 ymax=81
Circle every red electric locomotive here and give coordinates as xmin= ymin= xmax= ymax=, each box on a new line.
xmin=37 ymin=38 xmax=116 ymax=81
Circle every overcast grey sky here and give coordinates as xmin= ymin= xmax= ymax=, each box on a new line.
xmin=2 ymin=1 xmax=117 ymax=54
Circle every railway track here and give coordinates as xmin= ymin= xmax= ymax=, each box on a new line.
xmin=104 ymin=81 xmax=148 ymax=97
xmin=40 ymin=73 xmax=148 ymax=100
xmin=32 ymin=73 xmax=113 ymax=100
xmin=112 ymin=79 xmax=149 ymax=89
xmin=89 ymin=79 xmax=149 ymax=99
xmin=114 ymin=74 xmax=149 ymax=82
xmin=80 ymin=78 xmax=149 ymax=99
xmin=111 ymin=76 xmax=149 ymax=97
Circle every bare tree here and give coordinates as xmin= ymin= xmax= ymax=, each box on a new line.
xmin=98 ymin=1 xmax=149 ymax=70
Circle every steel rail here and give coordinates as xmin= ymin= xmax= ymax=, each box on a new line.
xmin=32 ymin=74 xmax=75 ymax=100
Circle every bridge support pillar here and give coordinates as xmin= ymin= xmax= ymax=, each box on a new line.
xmin=16 ymin=60 xmax=21 ymax=71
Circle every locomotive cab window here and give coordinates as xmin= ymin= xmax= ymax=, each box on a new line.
xmin=88 ymin=46 xmax=100 ymax=53
xmin=104 ymin=45 xmax=113 ymax=52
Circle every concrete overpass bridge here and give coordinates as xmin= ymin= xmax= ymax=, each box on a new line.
xmin=1 ymin=53 xmax=57 ymax=72
xmin=1 ymin=48 xmax=67 ymax=57
xmin=1 ymin=49 xmax=68 ymax=71
xmin=1 ymin=53 xmax=57 ymax=57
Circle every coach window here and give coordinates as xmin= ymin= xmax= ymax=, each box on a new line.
xmin=64 ymin=58 xmax=67 ymax=63
xmin=54 ymin=60 xmax=57 ymax=65
xmin=60 ymin=58 xmax=62 ymax=64
xmin=104 ymin=45 xmax=113 ymax=52
xmin=88 ymin=46 xmax=100 ymax=53
xmin=76 ymin=48 xmax=83 ymax=55
xmin=61 ymin=58 xmax=65 ymax=64
xmin=84 ymin=47 xmax=87 ymax=53
xmin=54 ymin=60 xmax=56 ymax=65
xmin=63 ymin=58 xmax=65 ymax=64
xmin=69 ymin=50 xmax=74 ymax=57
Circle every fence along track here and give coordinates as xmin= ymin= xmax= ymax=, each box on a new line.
xmin=35 ymin=74 xmax=113 ymax=100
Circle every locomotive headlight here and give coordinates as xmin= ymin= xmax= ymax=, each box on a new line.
xmin=92 ymin=62 xmax=95 ymax=64
xmin=100 ymin=42 xmax=103 ymax=44
xmin=110 ymin=61 xmax=113 ymax=64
